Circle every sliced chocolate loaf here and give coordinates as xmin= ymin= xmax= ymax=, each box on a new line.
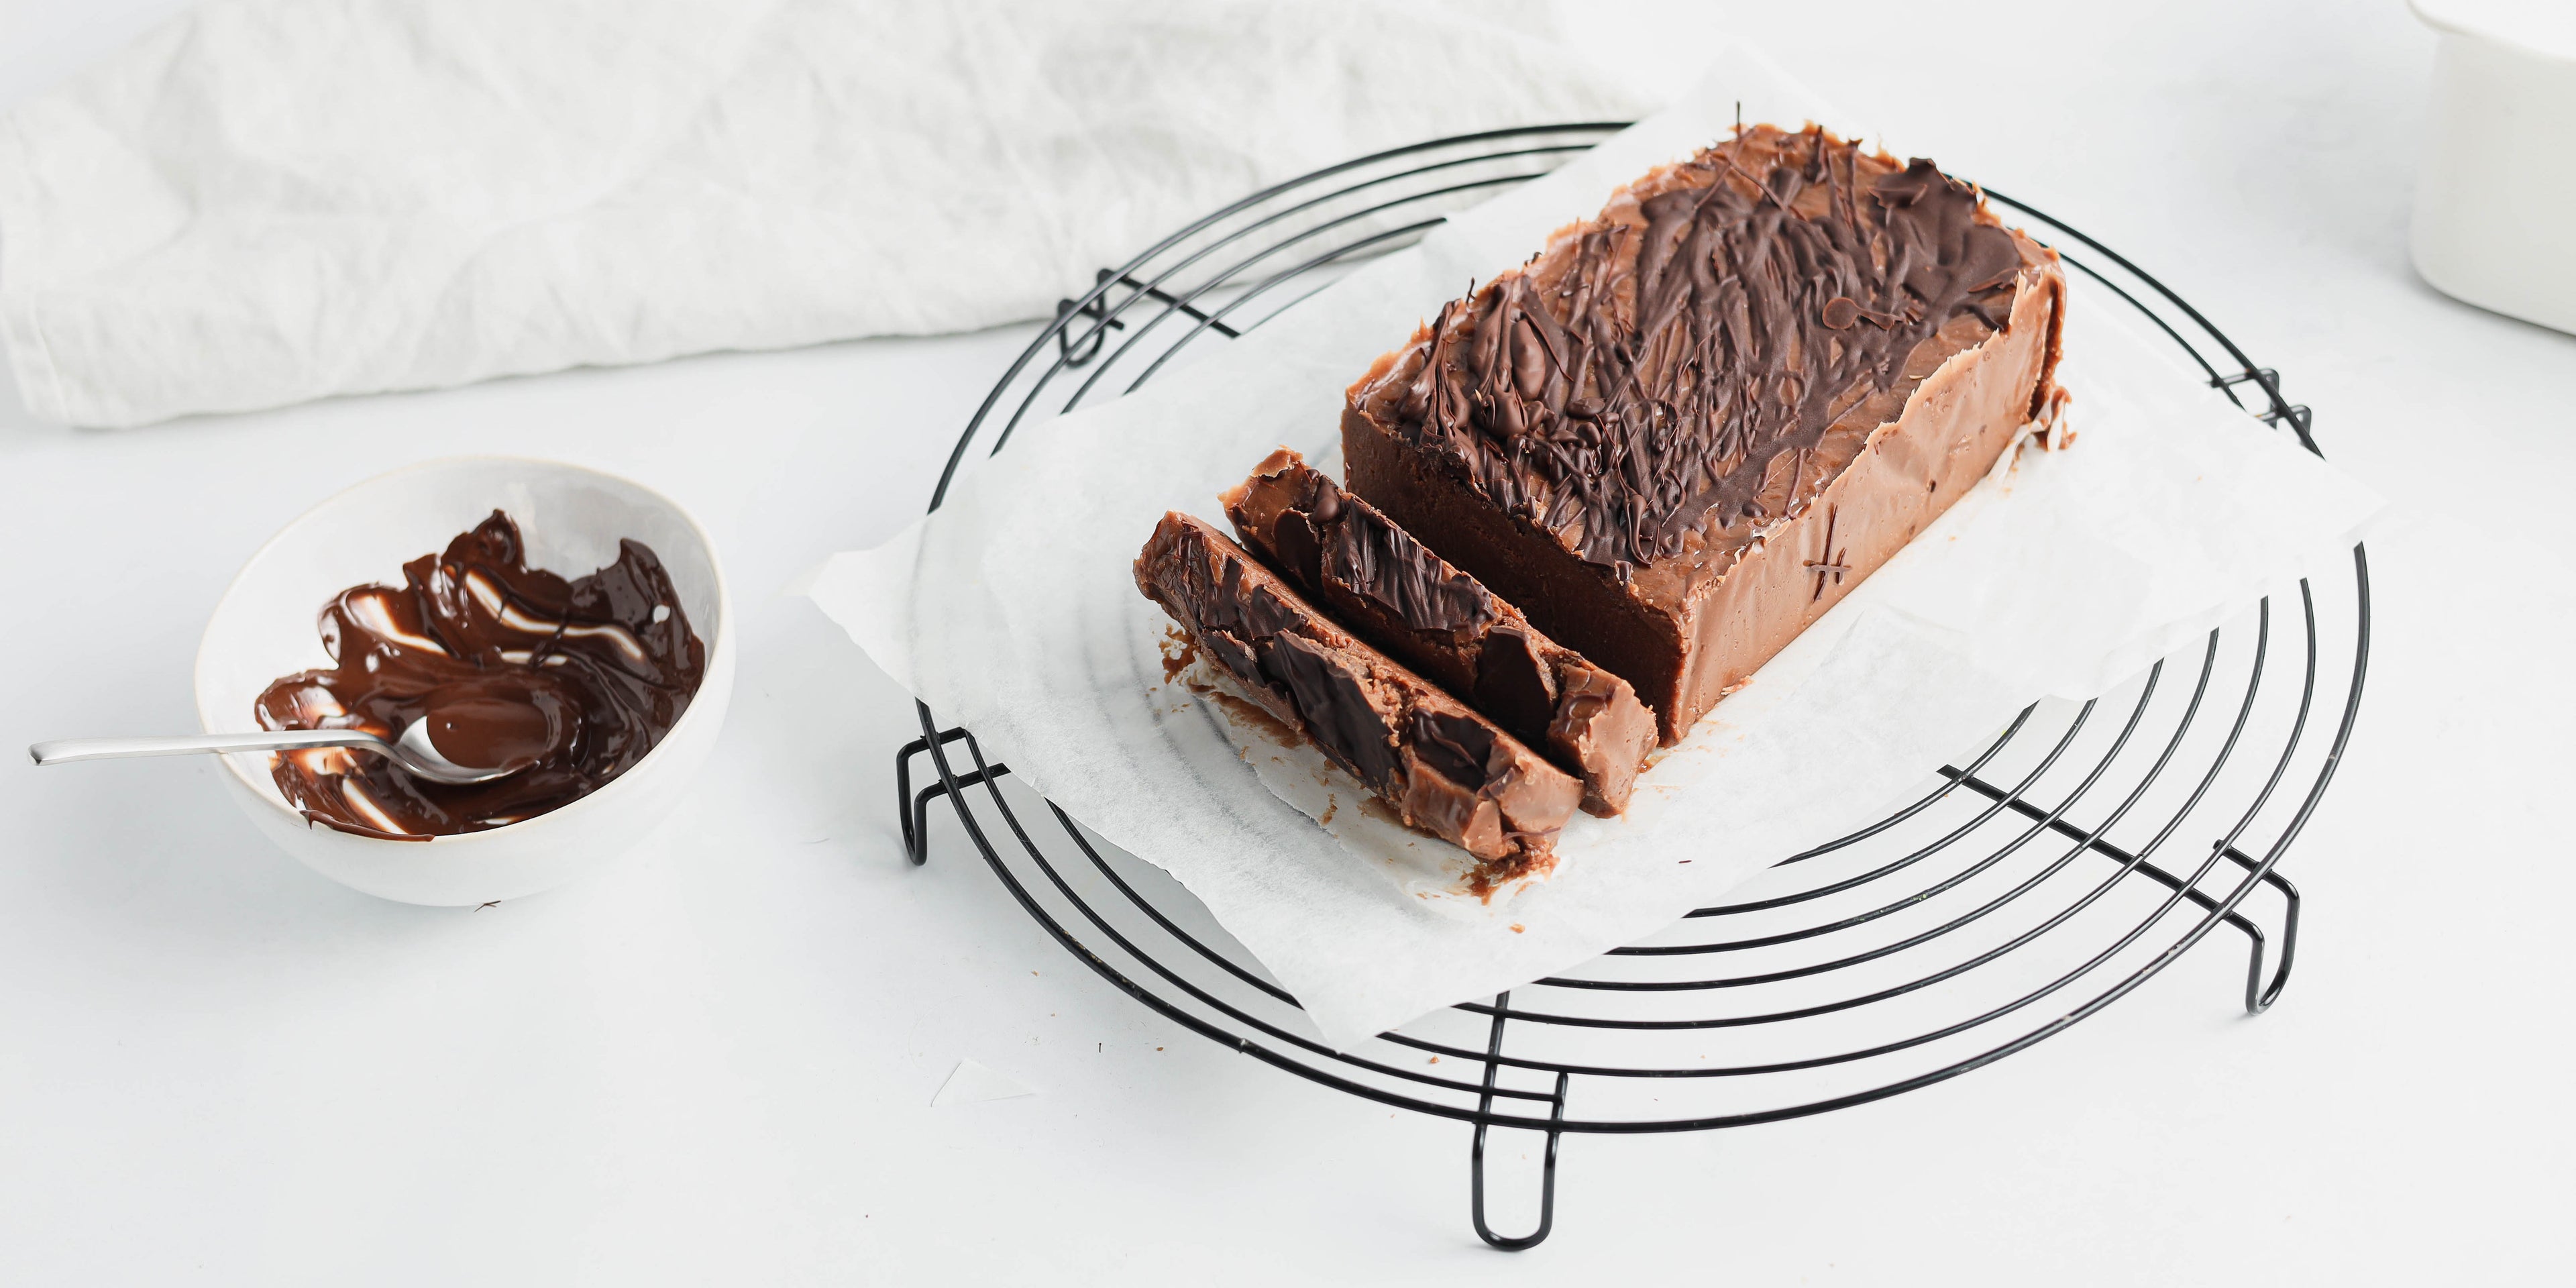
xmin=1343 ymin=124 xmax=2067 ymax=744
xmin=1220 ymin=447 xmax=1653 ymax=816
xmin=1134 ymin=512 xmax=1580 ymax=879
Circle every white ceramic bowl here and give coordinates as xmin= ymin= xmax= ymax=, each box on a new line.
xmin=194 ymin=457 xmax=735 ymax=905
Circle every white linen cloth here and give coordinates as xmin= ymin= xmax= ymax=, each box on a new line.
xmin=0 ymin=0 xmax=1648 ymax=427
xmin=805 ymin=54 xmax=2385 ymax=1049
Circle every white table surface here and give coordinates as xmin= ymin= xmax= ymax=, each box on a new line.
xmin=3 ymin=1 xmax=2569 ymax=1283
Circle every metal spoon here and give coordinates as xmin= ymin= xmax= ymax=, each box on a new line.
xmin=28 ymin=720 xmax=523 ymax=786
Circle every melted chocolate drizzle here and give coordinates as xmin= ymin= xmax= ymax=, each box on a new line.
xmin=1390 ymin=125 xmax=2025 ymax=578
xmin=254 ymin=511 xmax=706 ymax=838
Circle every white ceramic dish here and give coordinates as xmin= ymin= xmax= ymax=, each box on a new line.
xmin=193 ymin=457 xmax=735 ymax=905
xmin=2410 ymin=0 xmax=2576 ymax=335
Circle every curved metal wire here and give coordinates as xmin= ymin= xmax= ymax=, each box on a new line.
xmin=892 ymin=124 xmax=2367 ymax=1163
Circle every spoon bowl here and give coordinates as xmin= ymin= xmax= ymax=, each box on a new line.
xmin=394 ymin=716 xmax=526 ymax=783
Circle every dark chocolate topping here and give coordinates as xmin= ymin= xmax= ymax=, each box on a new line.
xmin=254 ymin=511 xmax=706 ymax=837
xmin=1231 ymin=455 xmax=1495 ymax=636
xmin=1387 ymin=125 xmax=2025 ymax=578
xmin=1323 ymin=488 xmax=1495 ymax=633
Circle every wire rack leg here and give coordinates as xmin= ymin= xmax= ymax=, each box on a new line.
xmin=1469 ymin=991 xmax=1568 ymax=1251
xmin=2245 ymin=872 xmax=2300 ymax=1014
xmin=894 ymin=727 xmax=1006 ymax=865
xmin=1940 ymin=768 xmax=2302 ymax=1014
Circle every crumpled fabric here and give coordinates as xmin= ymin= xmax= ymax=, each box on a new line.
xmin=0 ymin=0 xmax=1648 ymax=427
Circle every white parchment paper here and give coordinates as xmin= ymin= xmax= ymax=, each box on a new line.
xmin=808 ymin=50 xmax=2383 ymax=1049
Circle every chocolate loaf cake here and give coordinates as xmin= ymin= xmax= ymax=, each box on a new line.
xmin=1343 ymin=124 xmax=2067 ymax=743
xmin=1135 ymin=512 xmax=1581 ymax=879
xmin=1220 ymin=447 xmax=1654 ymax=816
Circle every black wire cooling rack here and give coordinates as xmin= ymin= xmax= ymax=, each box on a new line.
xmin=888 ymin=124 xmax=2370 ymax=1250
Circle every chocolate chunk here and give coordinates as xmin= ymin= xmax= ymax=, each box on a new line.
xmin=1272 ymin=509 xmax=1325 ymax=589
xmin=1407 ymin=707 xmax=1496 ymax=788
xmin=1222 ymin=449 xmax=1654 ymax=816
xmin=1135 ymin=511 xmax=1578 ymax=871
xmin=1472 ymin=628 xmax=1555 ymax=740
xmin=1342 ymin=123 xmax=2067 ymax=744
xmin=1258 ymin=629 xmax=1401 ymax=791
xmin=1202 ymin=627 xmax=1260 ymax=687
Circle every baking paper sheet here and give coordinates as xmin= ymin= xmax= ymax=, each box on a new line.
xmin=807 ymin=48 xmax=2383 ymax=1049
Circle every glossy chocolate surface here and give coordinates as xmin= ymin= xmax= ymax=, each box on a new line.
xmin=254 ymin=511 xmax=706 ymax=838
xmin=1374 ymin=125 xmax=2027 ymax=584
xmin=1346 ymin=124 xmax=2065 ymax=743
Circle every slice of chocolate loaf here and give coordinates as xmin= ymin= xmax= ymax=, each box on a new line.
xmin=1343 ymin=123 xmax=2067 ymax=744
xmin=1220 ymin=447 xmax=1654 ymax=817
xmin=1135 ymin=512 xmax=1580 ymax=879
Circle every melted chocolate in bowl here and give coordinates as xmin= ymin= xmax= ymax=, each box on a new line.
xmin=254 ymin=511 xmax=707 ymax=839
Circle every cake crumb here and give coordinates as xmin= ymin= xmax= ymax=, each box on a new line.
xmin=1164 ymin=623 xmax=1210 ymax=685
xmin=2032 ymin=383 xmax=2075 ymax=448
xmin=1464 ymin=847 xmax=1555 ymax=904
xmin=1158 ymin=627 xmax=1200 ymax=684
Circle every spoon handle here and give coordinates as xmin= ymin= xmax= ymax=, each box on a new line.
xmin=28 ymin=730 xmax=386 ymax=766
